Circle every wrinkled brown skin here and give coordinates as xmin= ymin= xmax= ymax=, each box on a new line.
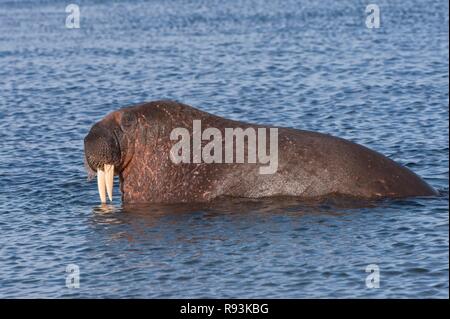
xmin=84 ymin=100 xmax=437 ymax=204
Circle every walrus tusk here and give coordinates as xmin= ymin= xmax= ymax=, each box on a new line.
xmin=104 ymin=164 xmax=114 ymax=202
xmin=97 ymin=164 xmax=114 ymax=203
xmin=97 ymin=168 xmax=106 ymax=203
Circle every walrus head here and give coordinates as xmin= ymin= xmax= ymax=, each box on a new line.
xmin=84 ymin=110 xmax=136 ymax=203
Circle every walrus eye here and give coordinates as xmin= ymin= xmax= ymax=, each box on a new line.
xmin=120 ymin=112 xmax=136 ymax=132
xmin=97 ymin=164 xmax=114 ymax=203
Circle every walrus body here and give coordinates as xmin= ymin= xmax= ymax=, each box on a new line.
xmin=84 ymin=100 xmax=437 ymax=204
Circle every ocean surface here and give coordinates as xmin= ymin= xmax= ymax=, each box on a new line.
xmin=0 ymin=0 xmax=448 ymax=298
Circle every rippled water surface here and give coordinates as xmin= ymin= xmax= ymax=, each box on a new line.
xmin=0 ymin=0 xmax=448 ymax=298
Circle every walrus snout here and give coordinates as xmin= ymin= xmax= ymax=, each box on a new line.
xmin=84 ymin=124 xmax=122 ymax=169
xmin=84 ymin=123 xmax=122 ymax=203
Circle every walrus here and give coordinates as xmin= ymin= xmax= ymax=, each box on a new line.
xmin=84 ymin=100 xmax=437 ymax=204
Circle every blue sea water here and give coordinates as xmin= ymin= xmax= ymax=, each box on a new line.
xmin=0 ymin=0 xmax=448 ymax=298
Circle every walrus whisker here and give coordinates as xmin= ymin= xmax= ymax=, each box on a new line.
xmin=84 ymin=155 xmax=96 ymax=181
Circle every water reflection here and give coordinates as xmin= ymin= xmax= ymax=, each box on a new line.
xmin=88 ymin=196 xmax=385 ymax=248
xmin=81 ymin=195 xmax=450 ymax=298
